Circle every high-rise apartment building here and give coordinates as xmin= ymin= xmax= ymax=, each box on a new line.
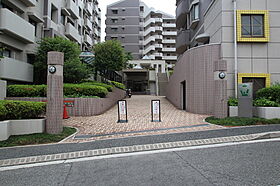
xmin=0 ymin=0 xmax=101 ymax=83
xmin=175 ymin=0 xmax=280 ymax=97
xmin=106 ymin=0 xmax=177 ymax=64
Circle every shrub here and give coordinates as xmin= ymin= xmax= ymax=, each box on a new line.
xmin=0 ymin=100 xmax=46 ymax=121
xmin=7 ymin=84 xmax=109 ymax=98
xmin=253 ymin=98 xmax=280 ymax=107
xmin=0 ymin=102 xmax=8 ymax=121
xmin=7 ymin=85 xmax=46 ymax=97
xmin=228 ymin=97 xmax=238 ymax=106
xmin=109 ymin=81 xmax=125 ymax=90
xmin=80 ymin=80 xmax=113 ymax=92
xmin=63 ymin=84 xmax=108 ymax=98
xmin=256 ymin=85 xmax=280 ymax=103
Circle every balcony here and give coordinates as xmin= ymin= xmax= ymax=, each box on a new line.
xmin=0 ymin=8 xmax=35 ymax=43
xmin=65 ymin=23 xmax=81 ymax=44
xmin=66 ymin=0 xmax=79 ymax=19
xmin=19 ymin=0 xmax=36 ymax=6
xmin=162 ymin=56 xmax=177 ymax=60
xmin=154 ymin=53 xmax=163 ymax=57
xmin=85 ymin=3 xmax=93 ymax=16
xmin=176 ymin=29 xmax=190 ymax=55
xmin=84 ymin=34 xmax=93 ymax=45
xmin=155 ymin=27 xmax=163 ymax=32
xmin=85 ymin=18 xmax=93 ymax=30
xmin=144 ymin=46 xmax=155 ymax=54
xmin=144 ymin=36 xmax=155 ymax=45
xmin=155 ymin=44 xmax=163 ymax=48
xmin=162 ymin=31 xmax=177 ymax=36
xmin=144 ymin=27 xmax=155 ymax=36
xmin=154 ymin=35 xmax=163 ymax=40
xmin=162 ymin=48 xmax=176 ymax=52
xmin=176 ymin=0 xmax=189 ymax=29
xmin=0 ymin=57 xmax=33 ymax=82
xmin=162 ymin=23 xmax=176 ymax=28
xmin=162 ymin=39 xmax=176 ymax=44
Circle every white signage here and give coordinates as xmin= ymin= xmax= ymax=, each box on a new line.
xmin=152 ymin=100 xmax=160 ymax=114
xmin=118 ymin=101 xmax=126 ymax=115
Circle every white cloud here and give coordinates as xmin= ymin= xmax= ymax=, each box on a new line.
xmin=99 ymin=0 xmax=176 ymax=41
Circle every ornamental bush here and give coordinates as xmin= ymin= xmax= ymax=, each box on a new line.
xmin=109 ymin=81 xmax=125 ymax=90
xmin=80 ymin=80 xmax=113 ymax=92
xmin=256 ymin=85 xmax=280 ymax=104
xmin=0 ymin=100 xmax=46 ymax=121
xmin=63 ymin=84 xmax=108 ymax=98
xmin=7 ymin=84 xmax=109 ymax=98
xmin=228 ymin=97 xmax=238 ymax=106
xmin=253 ymin=98 xmax=280 ymax=107
xmin=7 ymin=85 xmax=46 ymax=97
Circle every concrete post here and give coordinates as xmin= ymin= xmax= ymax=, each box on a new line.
xmin=46 ymin=52 xmax=64 ymax=134
xmin=0 ymin=80 xmax=7 ymax=100
xmin=214 ymin=60 xmax=228 ymax=118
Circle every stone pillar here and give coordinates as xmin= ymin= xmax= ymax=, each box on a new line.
xmin=46 ymin=52 xmax=64 ymax=134
xmin=0 ymin=80 xmax=7 ymax=100
xmin=214 ymin=60 xmax=228 ymax=118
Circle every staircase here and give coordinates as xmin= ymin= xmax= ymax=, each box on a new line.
xmin=157 ymin=73 xmax=168 ymax=96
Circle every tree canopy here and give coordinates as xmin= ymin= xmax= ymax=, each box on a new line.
xmin=93 ymin=40 xmax=131 ymax=73
xmin=34 ymin=37 xmax=91 ymax=84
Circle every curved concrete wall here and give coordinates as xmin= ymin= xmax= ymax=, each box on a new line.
xmin=166 ymin=44 xmax=227 ymax=117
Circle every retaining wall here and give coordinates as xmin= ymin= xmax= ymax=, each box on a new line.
xmin=6 ymin=88 xmax=126 ymax=116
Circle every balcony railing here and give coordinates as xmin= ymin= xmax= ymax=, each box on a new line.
xmin=162 ymin=31 xmax=177 ymax=36
xmin=0 ymin=57 xmax=33 ymax=82
xmin=84 ymin=34 xmax=93 ymax=45
xmin=66 ymin=0 xmax=79 ymax=19
xmin=19 ymin=0 xmax=36 ymax=6
xmin=0 ymin=8 xmax=35 ymax=43
xmin=85 ymin=3 xmax=93 ymax=16
xmin=65 ymin=23 xmax=81 ymax=44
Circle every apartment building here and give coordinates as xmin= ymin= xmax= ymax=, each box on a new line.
xmin=106 ymin=0 xmax=177 ymax=64
xmin=175 ymin=0 xmax=280 ymax=97
xmin=0 ymin=0 xmax=101 ymax=83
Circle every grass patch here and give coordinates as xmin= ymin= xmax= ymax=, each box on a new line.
xmin=0 ymin=127 xmax=76 ymax=148
xmin=205 ymin=116 xmax=280 ymax=127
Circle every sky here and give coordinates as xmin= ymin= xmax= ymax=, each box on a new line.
xmin=99 ymin=0 xmax=176 ymax=41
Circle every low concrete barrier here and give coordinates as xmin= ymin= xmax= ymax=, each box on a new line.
xmin=229 ymin=106 xmax=280 ymax=119
xmin=0 ymin=119 xmax=45 ymax=141
xmin=6 ymin=88 xmax=126 ymax=116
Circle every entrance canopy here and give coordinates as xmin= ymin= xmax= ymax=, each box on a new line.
xmin=80 ymin=51 xmax=95 ymax=65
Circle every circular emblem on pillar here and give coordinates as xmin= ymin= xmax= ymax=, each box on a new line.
xmin=48 ymin=66 xmax=56 ymax=74
xmin=218 ymin=72 xmax=226 ymax=79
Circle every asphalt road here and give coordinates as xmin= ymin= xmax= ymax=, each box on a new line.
xmin=0 ymin=124 xmax=280 ymax=160
xmin=0 ymin=139 xmax=279 ymax=186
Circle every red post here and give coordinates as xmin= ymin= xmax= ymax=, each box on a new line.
xmin=63 ymin=105 xmax=69 ymax=119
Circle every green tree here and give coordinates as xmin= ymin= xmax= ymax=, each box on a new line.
xmin=34 ymin=37 xmax=91 ymax=84
xmin=93 ymin=40 xmax=129 ymax=73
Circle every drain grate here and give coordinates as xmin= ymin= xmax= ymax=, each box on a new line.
xmin=74 ymin=124 xmax=210 ymax=139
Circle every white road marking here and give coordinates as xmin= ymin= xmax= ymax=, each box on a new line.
xmin=0 ymin=138 xmax=279 ymax=172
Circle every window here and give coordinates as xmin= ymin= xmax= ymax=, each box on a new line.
xmin=51 ymin=4 xmax=58 ymax=23
xmin=237 ymin=10 xmax=269 ymax=42
xmin=190 ymin=3 xmax=199 ymax=22
xmin=140 ymin=6 xmax=144 ymax=12
xmin=2 ymin=49 xmax=11 ymax=58
xmin=112 ymin=9 xmax=118 ymax=14
xmin=241 ymin=15 xmax=264 ymax=37
xmin=112 ymin=19 xmax=118 ymax=23
xmin=111 ymin=27 xmax=118 ymax=32
xmin=61 ymin=13 xmax=66 ymax=25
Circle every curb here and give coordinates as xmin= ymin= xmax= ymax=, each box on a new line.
xmin=0 ymin=131 xmax=279 ymax=168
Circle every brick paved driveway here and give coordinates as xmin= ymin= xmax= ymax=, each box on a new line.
xmin=63 ymin=95 xmax=224 ymax=142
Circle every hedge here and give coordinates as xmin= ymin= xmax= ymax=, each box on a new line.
xmin=256 ymin=85 xmax=280 ymax=103
xmin=0 ymin=100 xmax=46 ymax=121
xmin=7 ymin=84 xmax=109 ymax=98
xmin=63 ymin=84 xmax=108 ymax=98
xmin=109 ymin=81 xmax=126 ymax=90
xmin=80 ymin=81 xmax=113 ymax=92
xmin=7 ymin=85 xmax=46 ymax=97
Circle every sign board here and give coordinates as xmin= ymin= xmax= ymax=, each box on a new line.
xmin=238 ymin=83 xmax=253 ymax=98
xmin=117 ymin=100 xmax=128 ymax=123
xmin=64 ymin=101 xmax=74 ymax=107
xmin=151 ymin=100 xmax=161 ymax=122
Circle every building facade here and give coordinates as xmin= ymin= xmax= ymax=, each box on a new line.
xmin=106 ymin=0 xmax=177 ymax=64
xmin=176 ymin=0 xmax=280 ymax=97
xmin=0 ymin=0 xmax=101 ymax=83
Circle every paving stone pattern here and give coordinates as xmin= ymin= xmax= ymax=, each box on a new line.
xmin=63 ymin=96 xmax=224 ymax=142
